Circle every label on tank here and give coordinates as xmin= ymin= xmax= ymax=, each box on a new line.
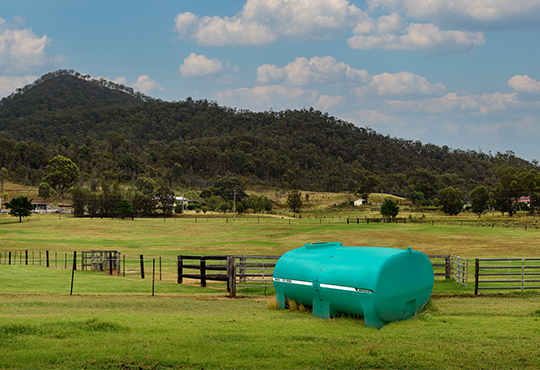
xmin=273 ymin=277 xmax=313 ymax=286
xmin=319 ymin=283 xmax=373 ymax=294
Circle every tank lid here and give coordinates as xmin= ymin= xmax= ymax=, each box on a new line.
xmin=305 ymin=242 xmax=343 ymax=249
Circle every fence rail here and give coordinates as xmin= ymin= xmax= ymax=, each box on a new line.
xmin=12 ymin=250 xmax=540 ymax=296
xmin=451 ymin=255 xmax=468 ymax=289
xmin=474 ymin=257 xmax=540 ymax=295
xmin=426 ymin=255 xmax=451 ymax=279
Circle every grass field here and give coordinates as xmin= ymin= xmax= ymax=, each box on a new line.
xmin=1 ymin=215 xmax=540 ymax=369
xmin=1 ymin=214 xmax=538 ymax=257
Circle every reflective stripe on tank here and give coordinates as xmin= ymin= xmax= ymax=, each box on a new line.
xmin=273 ymin=277 xmax=313 ymax=286
xmin=319 ymin=283 xmax=373 ymax=294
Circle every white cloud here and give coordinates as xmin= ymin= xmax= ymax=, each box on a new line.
xmin=348 ymin=22 xmax=485 ymax=55
xmin=367 ymin=0 xmax=540 ymax=29
xmin=215 ymin=85 xmax=345 ymax=112
xmin=93 ymin=76 xmax=127 ymax=85
xmin=0 ymin=75 xmax=37 ymax=97
xmin=508 ymin=75 xmax=540 ymax=92
xmin=131 ymin=75 xmax=165 ymax=94
xmin=315 ymin=95 xmax=346 ymax=111
xmin=352 ymin=71 xmax=447 ymax=96
xmin=179 ymin=53 xmax=223 ymax=77
xmin=174 ymin=0 xmax=368 ymax=46
xmin=0 ymin=18 xmax=52 ymax=72
xmin=356 ymin=109 xmax=399 ymax=125
xmin=386 ymin=92 xmax=520 ymax=114
xmin=257 ymin=56 xmax=372 ymax=86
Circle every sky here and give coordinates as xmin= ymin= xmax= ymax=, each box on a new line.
xmin=2 ymin=0 xmax=540 ymax=161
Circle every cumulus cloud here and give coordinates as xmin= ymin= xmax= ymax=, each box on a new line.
xmin=257 ymin=56 xmax=371 ymax=86
xmin=508 ymin=75 xmax=540 ymax=92
xmin=314 ymin=95 xmax=346 ymax=111
xmin=215 ymin=85 xmax=320 ymax=109
xmin=0 ymin=18 xmax=53 ymax=72
xmin=348 ymin=22 xmax=485 ymax=55
xmin=0 ymin=75 xmax=37 ymax=97
xmin=179 ymin=53 xmax=223 ymax=77
xmin=93 ymin=76 xmax=127 ymax=85
xmin=356 ymin=108 xmax=399 ymax=125
xmin=174 ymin=0 xmax=368 ymax=46
xmin=386 ymin=92 xmax=520 ymax=114
xmin=352 ymin=71 xmax=447 ymax=96
xmin=366 ymin=0 xmax=540 ymax=29
xmin=131 ymin=75 xmax=165 ymax=94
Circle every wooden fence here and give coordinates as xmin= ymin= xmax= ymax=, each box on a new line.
xmin=426 ymin=255 xmax=451 ymax=279
xmin=177 ymin=255 xmax=279 ymax=297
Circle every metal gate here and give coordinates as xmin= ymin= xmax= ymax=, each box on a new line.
xmin=474 ymin=258 xmax=540 ymax=295
xmin=451 ymin=255 xmax=468 ymax=289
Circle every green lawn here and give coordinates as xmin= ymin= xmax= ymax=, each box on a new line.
xmin=1 ymin=215 xmax=539 ymax=257
xmin=1 ymin=216 xmax=539 ymax=369
xmin=0 ymin=282 xmax=539 ymax=369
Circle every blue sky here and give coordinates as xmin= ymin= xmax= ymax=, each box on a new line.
xmin=2 ymin=0 xmax=540 ymax=161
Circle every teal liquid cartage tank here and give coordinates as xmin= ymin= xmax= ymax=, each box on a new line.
xmin=272 ymin=242 xmax=434 ymax=329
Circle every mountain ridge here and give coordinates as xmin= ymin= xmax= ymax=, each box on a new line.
xmin=0 ymin=70 xmax=536 ymax=198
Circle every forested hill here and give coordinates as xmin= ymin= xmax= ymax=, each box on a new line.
xmin=0 ymin=69 xmax=146 ymax=117
xmin=0 ymin=70 xmax=536 ymax=199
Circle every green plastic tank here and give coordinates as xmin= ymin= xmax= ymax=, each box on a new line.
xmin=272 ymin=242 xmax=434 ymax=329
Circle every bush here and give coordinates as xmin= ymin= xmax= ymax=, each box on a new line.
xmin=174 ymin=204 xmax=183 ymax=214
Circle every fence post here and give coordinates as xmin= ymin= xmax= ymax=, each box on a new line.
xmin=474 ymin=258 xmax=479 ymax=296
xmin=228 ymin=256 xmax=236 ymax=298
xmin=177 ymin=255 xmax=183 ymax=284
xmin=64 ymin=253 xmax=67 ymax=269
xmin=109 ymin=252 xmax=113 ymax=275
xmin=152 ymin=258 xmax=155 ymax=297
xmin=46 ymin=250 xmax=50 ymax=268
xmin=140 ymin=255 xmax=145 ymax=279
xmin=159 ymin=256 xmax=162 ymax=281
xmin=445 ymin=255 xmax=451 ymax=280
xmin=25 ymin=250 xmax=28 ymax=265
xmin=9 ymin=252 xmax=11 ymax=265
xmin=200 ymin=256 xmax=207 ymax=288
xmin=70 ymin=252 xmax=76 ymax=296
xmin=123 ymin=254 xmax=125 ymax=277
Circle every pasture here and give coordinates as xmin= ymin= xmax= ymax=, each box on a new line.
xmin=1 ymin=215 xmax=540 ymax=369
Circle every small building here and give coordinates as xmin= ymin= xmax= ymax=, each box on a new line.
xmin=354 ymin=198 xmax=367 ymax=207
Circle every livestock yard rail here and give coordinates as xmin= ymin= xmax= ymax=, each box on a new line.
xmin=474 ymin=257 xmax=540 ymax=295
xmin=10 ymin=249 xmax=540 ymax=297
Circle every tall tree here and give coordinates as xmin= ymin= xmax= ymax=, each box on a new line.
xmin=438 ymin=186 xmax=463 ymax=215
xmin=470 ymin=186 xmax=490 ymax=218
xmin=155 ymin=185 xmax=175 ymax=215
xmin=5 ymin=196 xmax=34 ymax=222
xmin=493 ymin=167 xmax=522 ymax=216
xmin=380 ymin=198 xmax=399 ymax=219
xmin=42 ymin=155 xmax=80 ymax=199
xmin=287 ymin=190 xmax=303 ymax=214
xmin=354 ymin=172 xmax=382 ymax=201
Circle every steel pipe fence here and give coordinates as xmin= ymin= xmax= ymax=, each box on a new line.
xmin=474 ymin=258 xmax=540 ymax=295
xmin=451 ymin=255 xmax=468 ymax=289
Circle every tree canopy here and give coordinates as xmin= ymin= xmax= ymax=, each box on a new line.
xmin=287 ymin=190 xmax=303 ymax=214
xmin=438 ymin=186 xmax=463 ymax=215
xmin=380 ymin=199 xmax=399 ymax=218
xmin=43 ymin=155 xmax=80 ymax=199
xmin=5 ymin=196 xmax=34 ymax=222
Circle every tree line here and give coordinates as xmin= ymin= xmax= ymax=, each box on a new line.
xmin=1 ymin=70 xmax=539 ymax=212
